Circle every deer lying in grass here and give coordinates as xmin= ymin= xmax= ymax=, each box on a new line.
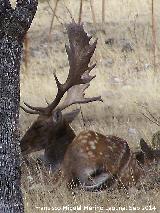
xmin=21 ymin=21 xmax=102 ymax=170
xmin=63 ymin=136 xmax=160 ymax=191
xmin=21 ymin=22 xmax=160 ymax=191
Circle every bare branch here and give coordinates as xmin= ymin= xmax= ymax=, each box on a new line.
xmin=142 ymin=113 xmax=160 ymax=126
xmin=141 ymin=106 xmax=160 ymax=127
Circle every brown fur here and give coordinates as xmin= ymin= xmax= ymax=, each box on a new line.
xmin=63 ymin=131 xmax=145 ymax=190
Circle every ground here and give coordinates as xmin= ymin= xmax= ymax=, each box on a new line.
xmin=12 ymin=0 xmax=160 ymax=212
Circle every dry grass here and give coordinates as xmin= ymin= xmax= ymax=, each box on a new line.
xmin=17 ymin=0 xmax=160 ymax=212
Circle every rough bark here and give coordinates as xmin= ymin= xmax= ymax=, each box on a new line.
xmin=0 ymin=0 xmax=37 ymax=212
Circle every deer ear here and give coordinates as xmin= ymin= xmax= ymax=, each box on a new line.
xmin=52 ymin=110 xmax=63 ymax=124
xmin=140 ymin=138 xmax=152 ymax=156
xmin=63 ymin=109 xmax=80 ymax=123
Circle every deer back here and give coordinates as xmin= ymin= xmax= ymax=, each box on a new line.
xmin=63 ymin=130 xmax=143 ymax=191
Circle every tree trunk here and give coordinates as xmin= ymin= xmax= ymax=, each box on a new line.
xmin=0 ymin=1 xmax=37 ymax=212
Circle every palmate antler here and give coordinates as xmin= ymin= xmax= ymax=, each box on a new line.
xmin=21 ymin=21 xmax=102 ymax=115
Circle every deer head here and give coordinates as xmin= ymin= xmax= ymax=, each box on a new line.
xmin=62 ymin=130 xmax=144 ymax=191
xmin=136 ymin=138 xmax=160 ymax=166
xmin=21 ymin=22 xmax=102 ymax=164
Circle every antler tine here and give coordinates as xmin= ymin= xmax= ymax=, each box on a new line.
xmin=23 ymin=102 xmax=45 ymax=112
xmin=81 ymin=64 xmax=96 ymax=83
xmin=57 ymin=84 xmax=103 ymax=111
xmin=20 ymin=102 xmax=46 ymax=115
xmin=20 ymin=106 xmax=40 ymax=115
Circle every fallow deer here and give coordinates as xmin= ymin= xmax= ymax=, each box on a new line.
xmin=21 ymin=22 xmax=160 ymax=192
xmin=20 ymin=21 xmax=102 ymax=171
xmin=62 ymin=135 xmax=160 ymax=191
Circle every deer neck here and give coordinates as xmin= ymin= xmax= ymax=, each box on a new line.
xmin=55 ymin=122 xmax=76 ymax=141
xmin=43 ymin=123 xmax=76 ymax=169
